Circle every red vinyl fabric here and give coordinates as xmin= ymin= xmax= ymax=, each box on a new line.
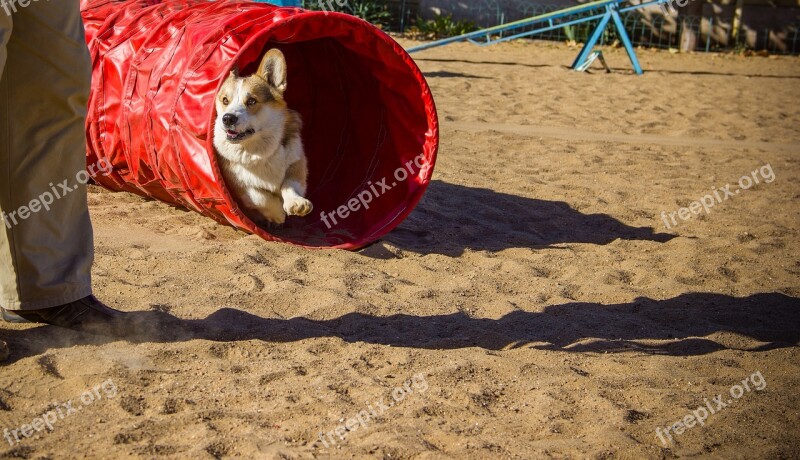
xmin=80 ymin=0 xmax=438 ymax=249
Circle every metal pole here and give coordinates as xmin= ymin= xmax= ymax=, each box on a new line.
xmin=571 ymin=9 xmax=613 ymax=69
xmin=400 ymin=0 xmax=406 ymax=33
xmin=610 ymin=5 xmax=643 ymax=74
xmin=731 ymin=0 xmax=744 ymax=44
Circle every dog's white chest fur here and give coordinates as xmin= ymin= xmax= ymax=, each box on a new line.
xmin=216 ymin=137 xmax=299 ymax=194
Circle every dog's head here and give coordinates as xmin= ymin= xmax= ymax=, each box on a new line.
xmin=214 ymin=49 xmax=289 ymax=145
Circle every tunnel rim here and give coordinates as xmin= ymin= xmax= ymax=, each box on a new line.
xmin=204 ymin=10 xmax=439 ymax=250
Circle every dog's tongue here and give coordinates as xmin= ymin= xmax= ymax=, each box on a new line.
xmin=227 ymin=130 xmax=239 ymax=136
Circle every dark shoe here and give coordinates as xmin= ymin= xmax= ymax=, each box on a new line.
xmin=2 ymin=308 xmax=33 ymax=323
xmin=2 ymin=296 xmax=128 ymax=337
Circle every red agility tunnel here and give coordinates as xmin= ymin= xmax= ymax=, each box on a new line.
xmin=80 ymin=0 xmax=438 ymax=249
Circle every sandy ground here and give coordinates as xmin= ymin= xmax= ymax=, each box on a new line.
xmin=1 ymin=40 xmax=799 ymax=459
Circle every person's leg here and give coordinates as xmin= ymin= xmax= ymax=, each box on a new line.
xmin=0 ymin=0 xmax=94 ymax=310
xmin=0 ymin=0 xmax=11 ymax=362
xmin=0 ymin=1 xmax=129 ymax=338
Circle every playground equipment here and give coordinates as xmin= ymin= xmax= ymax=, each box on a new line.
xmin=81 ymin=0 xmax=438 ymax=250
xmin=262 ymin=0 xmax=301 ymax=5
xmin=407 ymin=0 xmax=672 ymax=75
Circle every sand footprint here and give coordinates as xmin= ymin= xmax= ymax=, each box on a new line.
xmin=232 ymin=274 xmax=265 ymax=292
xmin=119 ymin=395 xmax=147 ymax=416
xmin=165 ymin=226 xmax=216 ymax=241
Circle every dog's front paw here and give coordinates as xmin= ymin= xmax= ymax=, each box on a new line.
xmin=283 ymin=197 xmax=313 ymax=217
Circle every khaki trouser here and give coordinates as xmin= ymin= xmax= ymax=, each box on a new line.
xmin=0 ymin=0 xmax=94 ymax=310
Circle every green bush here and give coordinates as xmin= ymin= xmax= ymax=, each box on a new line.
xmin=411 ymin=13 xmax=478 ymax=39
xmin=347 ymin=0 xmax=392 ymax=27
xmin=304 ymin=0 xmax=392 ymax=29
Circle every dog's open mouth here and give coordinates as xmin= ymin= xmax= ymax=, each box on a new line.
xmin=226 ymin=128 xmax=255 ymax=142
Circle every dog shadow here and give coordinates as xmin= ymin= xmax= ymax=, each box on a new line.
xmin=2 ymin=292 xmax=797 ymax=363
xmin=379 ymin=180 xmax=674 ymax=256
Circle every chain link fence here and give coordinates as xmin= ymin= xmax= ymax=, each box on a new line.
xmin=300 ymin=0 xmax=800 ymax=54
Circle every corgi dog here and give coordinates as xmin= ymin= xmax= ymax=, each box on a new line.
xmin=213 ymin=48 xmax=312 ymax=226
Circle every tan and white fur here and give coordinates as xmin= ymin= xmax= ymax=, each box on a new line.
xmin=213 ymin=48 xmax=312 ymax=226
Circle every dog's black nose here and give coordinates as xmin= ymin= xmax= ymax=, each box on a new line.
xmin=222 ymin=114 xmax=238 ymax=126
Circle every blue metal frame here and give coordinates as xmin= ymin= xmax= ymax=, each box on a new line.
xmin=574 ymin=50 xmax=611 ymax=72
xmin=407 ymin=0 xmax=670 ymax=75
xmin=609 ymin=5 xmax=641 ymax=73
xmin=254 ymin=0 xmax=302 ymax=6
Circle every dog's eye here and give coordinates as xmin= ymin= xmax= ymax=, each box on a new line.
xmin=246 ymin=98 xmax=257 ymax=106
xmin=222 ymin=97 xmax=229 ymax=106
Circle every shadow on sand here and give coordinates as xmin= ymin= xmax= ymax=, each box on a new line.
xmin=379 ymin=180 xmax=674 ymax=256
xmin=3 ymin=292 xmax=797 ymax=363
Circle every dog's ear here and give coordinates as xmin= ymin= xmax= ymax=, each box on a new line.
xmin=258 ymin=49 xmax=287 ymax=93
xmin=229 ymin=65 xmax=240 ymax=79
